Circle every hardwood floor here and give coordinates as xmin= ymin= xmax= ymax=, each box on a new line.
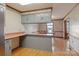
xmin=12 ymin=38 xmax=69 ymax=56
xmin=12 ymin=48 xmax=69 ymax=56
xmin=54 ymin=38 xmax=67 ymax=52
xmin=12 ymin=38 xmax=78 ymax=56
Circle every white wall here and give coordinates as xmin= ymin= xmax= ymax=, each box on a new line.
xmin=4 ymin=7 xmax=25 ymax=34
xmin=64 ymin=5 xmax=79 ymax=37
xmin=23 ymin=24 xmax=38 ymax=34
xmin=64 ymin=4 xmax=79 ymax=52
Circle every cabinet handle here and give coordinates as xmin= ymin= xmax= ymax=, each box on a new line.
xmin=9 ymin=45 xmax=11 ymax=50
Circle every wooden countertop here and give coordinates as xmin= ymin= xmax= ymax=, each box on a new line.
xmin=5 ymin=32 xmax=53 ymax=39
xmin=5 ymin=32 xmax=26 ymax=39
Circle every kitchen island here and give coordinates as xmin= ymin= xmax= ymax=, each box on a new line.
xmin=21 ymin=33 xmax=53 ymax=52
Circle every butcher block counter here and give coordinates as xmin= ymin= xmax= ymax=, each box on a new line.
xmin=5 ymin=32 xmax=26 ymax=39
xmin=5 ymin=32 xmax=53 ymax=39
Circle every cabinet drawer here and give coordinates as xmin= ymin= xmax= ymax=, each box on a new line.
xmin=5 ymin=40 xmax=11 ymax=56
xmin=11 ymin=37 xmax=19 ymax=49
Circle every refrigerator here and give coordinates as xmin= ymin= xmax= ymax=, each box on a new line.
xmin=0 ymin=4 xmax=5 ymax=56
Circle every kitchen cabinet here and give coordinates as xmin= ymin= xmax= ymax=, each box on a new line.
xmin=69 ymin=35 xmax=79 ymax=51
xmin=4 ymin=32 xmax=26 ymax=56
xmin=38 ymin=12 xmax=51 ymax=23
xmin=21 ymin=12 xmax=51 ymax=23
xmin=12 ymin=37 xmax=19 ymax=49
xmin=5 ymin=38 xmax=20 ymax=56
xmin=21 ymin=35 xmax=52 ymax=52
xmin=21 ymin=15 xmax=28 ymax=23
xmin=5 ymin=39 xmax=12 ymax=56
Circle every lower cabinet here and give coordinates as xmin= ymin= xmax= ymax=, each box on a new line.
xmin=11 ymin=37 xmax=19 ymax=49
xmin=21 ymin=35 xmax=52 ymax=52
xmin=5 ymin=37 xmax=20 ymax=56
xmin=5 ymin=39 xmax=12 ymax=56
xmin=69 ymin=35 xmax=79 ymax=51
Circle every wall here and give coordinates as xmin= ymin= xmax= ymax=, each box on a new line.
xmin=4 ymin=7 xmax=25 ymax=34
xmin=38 ymin=23 xmax=47 ymax=34
xmin=64 ymin=4 xmax=79 ymax=52
xmin=53 ymin=20 xmax=64 ymax=38
xmin=51 ymin=5 xmax=64 ymax=38
xmin=23 ymin=24 xmax=38 ymax=33
xmin=64 ymin=4 xmax=79 ymax=37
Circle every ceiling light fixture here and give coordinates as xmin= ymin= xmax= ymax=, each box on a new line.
xmin=19 ymin=3 xmax=31 ymax=5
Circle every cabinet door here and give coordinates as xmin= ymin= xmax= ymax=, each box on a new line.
xmin=21 ymin=15 xmax=28 ymax=23
xmin=27 ymin=14 xmax=35 ymax=23
xmin=34 ymin=14 xmax=40 ymax=23
xmin=69 ymin=36 xmax=74 ymax=48
xmin=5 ymin=40 xmax=12 ymax=56
xmin=21 ymin=36 xmax=52 ymax=52
xmin=69 ymin=35 xmax=79 ymax=51
xmin=22 ymin=14 xmax=36 ymax=23
xmin=21 ymin=12 xmax=51 ymax=23
xmin=27 ymin=14 xmax=40 ymax=23
xmin=39 ymin=12 xmax=51 ymax=23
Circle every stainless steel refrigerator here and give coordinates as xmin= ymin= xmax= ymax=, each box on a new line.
xmin=0 ymin=4 xmax=5 ymax=56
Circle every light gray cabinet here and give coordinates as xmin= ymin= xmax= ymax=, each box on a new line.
xmin=5 ymin=40 xmax=12 ymax=56
xmin=21 ymin=12 xmax=51 ymax=23
xmin=39 ymin=12 xmax=51 ymax=23
xmin=69 ymin=35 xmax=79 ymax=51
xmin=21 ymin=35 xmax=52 ymax=52
xmin=21 ymin=15 xmax=28 ymax=23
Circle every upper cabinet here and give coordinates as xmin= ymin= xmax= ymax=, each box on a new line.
xmin=21 ymin=12 xmax=51 ymax=23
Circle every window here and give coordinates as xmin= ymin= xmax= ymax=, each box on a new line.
xmin=47 ymin=23 xmax=53 ymax=34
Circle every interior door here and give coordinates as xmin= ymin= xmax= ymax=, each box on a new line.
xmin=64 ymin=18 xmax=70 ymax=39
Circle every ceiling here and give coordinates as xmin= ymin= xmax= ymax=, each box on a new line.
xmin=52 ymin=3 xmax=76 ymax=19
xmin=6 ymin=3 xmax=53 ymax=12
xmin=6 ymin=3 xmax=76 ymax=19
